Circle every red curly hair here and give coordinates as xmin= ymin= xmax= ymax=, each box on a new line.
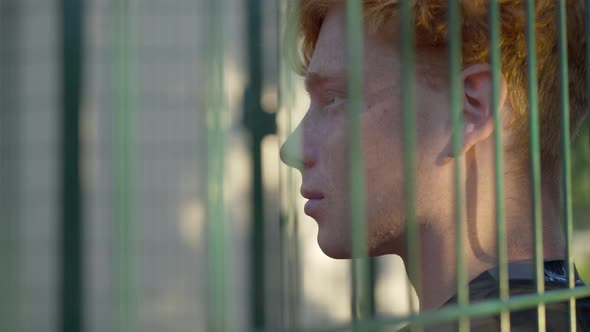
xmin=294 ymin=0 xmax=588 ymax=177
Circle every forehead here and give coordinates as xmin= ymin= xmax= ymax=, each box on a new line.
xmin=307 ymin=6 xmax=399 ymax=80
xmin=307 ymin=6 xmax=347 ymax=75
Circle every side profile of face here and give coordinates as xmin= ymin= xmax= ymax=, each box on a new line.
xmin=280 ymin=6 xmax=458 ymax=259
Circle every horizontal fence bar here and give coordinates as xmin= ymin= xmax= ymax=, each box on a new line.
xmin=279 ymin=286 xmax=590 ymax=332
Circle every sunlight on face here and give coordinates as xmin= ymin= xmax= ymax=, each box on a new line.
xmin=280 ymin=6 xmax=452 ymax=258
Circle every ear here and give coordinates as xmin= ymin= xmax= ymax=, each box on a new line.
xmin=439 ymin=64 xmax=508 ymax=163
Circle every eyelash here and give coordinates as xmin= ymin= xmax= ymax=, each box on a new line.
xmin=324 ymin=94 xmax=345 ymax=109
xmin=305 ymin=91 xmax=346 ymax=111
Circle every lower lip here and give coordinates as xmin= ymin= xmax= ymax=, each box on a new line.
xmin=304 ymin=199 xmax=323 ymax=218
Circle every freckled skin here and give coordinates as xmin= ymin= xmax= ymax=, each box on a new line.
xmin=280 ymin=4 xmax=567 ymax=310
xmin=281 ymin=6 xmax=452 ymax=259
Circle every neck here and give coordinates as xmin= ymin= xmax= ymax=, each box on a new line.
xmin=404 ymin=224 xmax=497 ymax=310
xmin=403 ymin=169 xmax=564 ymax=311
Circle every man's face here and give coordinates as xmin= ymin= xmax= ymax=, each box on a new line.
xmin=280 ymin=6 xmax=452 ymax=258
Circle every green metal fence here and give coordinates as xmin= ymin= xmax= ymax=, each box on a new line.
xmin=1 ymin=0 xmax=590 ymax=331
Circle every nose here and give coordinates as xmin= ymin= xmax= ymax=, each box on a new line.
xmin=280 ymin=122 xmax=315 ymax=171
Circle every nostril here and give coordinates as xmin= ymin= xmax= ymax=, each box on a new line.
xmin=302 ymin=157 xmax=315 ymax=169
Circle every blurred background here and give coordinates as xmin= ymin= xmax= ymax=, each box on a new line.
xmin=0 ymin=0 xmax=588 ymax=332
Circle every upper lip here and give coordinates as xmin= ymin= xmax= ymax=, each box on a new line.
xmin=301 ymin=188 xmax=325 ymax=200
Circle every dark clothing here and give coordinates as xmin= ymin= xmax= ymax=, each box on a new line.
xmin=436 ymin=260 xmax=590 ymax=331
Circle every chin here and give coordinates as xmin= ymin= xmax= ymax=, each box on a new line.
xmin=317 ymin=232 xmax=351 ymax=259
xmin=319 ymin=244 xmax=351 ymax=259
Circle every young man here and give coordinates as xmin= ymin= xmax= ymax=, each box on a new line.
xmin=280 ymin=0 xmax=590 ymax=330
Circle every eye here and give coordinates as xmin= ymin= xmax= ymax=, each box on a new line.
xmin=325 ymin=94 xmax=346 ymax=107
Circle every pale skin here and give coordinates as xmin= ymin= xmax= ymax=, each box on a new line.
xmin=280 ymin=6 xmax=565 ymax=310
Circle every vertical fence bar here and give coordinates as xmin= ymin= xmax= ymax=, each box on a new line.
xmin=556 ymin=1 xmax=577 ymax=331
xmin=246 ymin=0 xmax=265 ymax=326
xmin=524 ymin=1 xmax=547 ymax=331
xmin=279 ymin=0 xmax=301 ymax=328
xmin=60 ymin=0 xmax=84 ymax=331
xmin=112 ymin=0 xmax=137 ymax=330
xmin=0 ymin=2 xmax=22 ymax=331
xmin=587 ymin=0 xmax=590 ymax=180
xmin=447 ymin=1 xmax=469 ymax=331
xmin=345 ymin=0 xmax=371 ymax=325
xmin=489 ymin=1 xmax=510 ymax=331
xmin=243 ymin=0 xmax=278 ymax=327
xmin=400 ymin=1 xmax=421 ymax=329
xmin=206 ymin=0 xmax=231 ymax=330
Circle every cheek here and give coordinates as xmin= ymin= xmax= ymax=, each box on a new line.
xmin=361 ymin=112 xmax=407 ymax=248
xmin=361 ymin=106 xmax=402 ymax=177
xmin=318 ymin=114 xmax=352 ymax=202
xmin=322 ymin=106 xmax=402 ymax=204
xmin=360 ymin=108 xmax=405 ymax=221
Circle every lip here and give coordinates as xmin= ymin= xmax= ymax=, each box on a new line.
xmin=300 ymin=189 xmax=325 ymax=200
xmin=304 ymin=198 xmax=323 ymax=218
xmin=301 ymin=188 xmax=325 ymax=218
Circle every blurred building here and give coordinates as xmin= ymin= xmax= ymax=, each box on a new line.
xmin=1 ymin=1 xmax=589 ymax=332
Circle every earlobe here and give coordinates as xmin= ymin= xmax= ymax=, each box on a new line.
xmin=436 ymin=119 xmax=494 ymax=166
xmin=462 ymin=118 xmax=495 ymax=154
